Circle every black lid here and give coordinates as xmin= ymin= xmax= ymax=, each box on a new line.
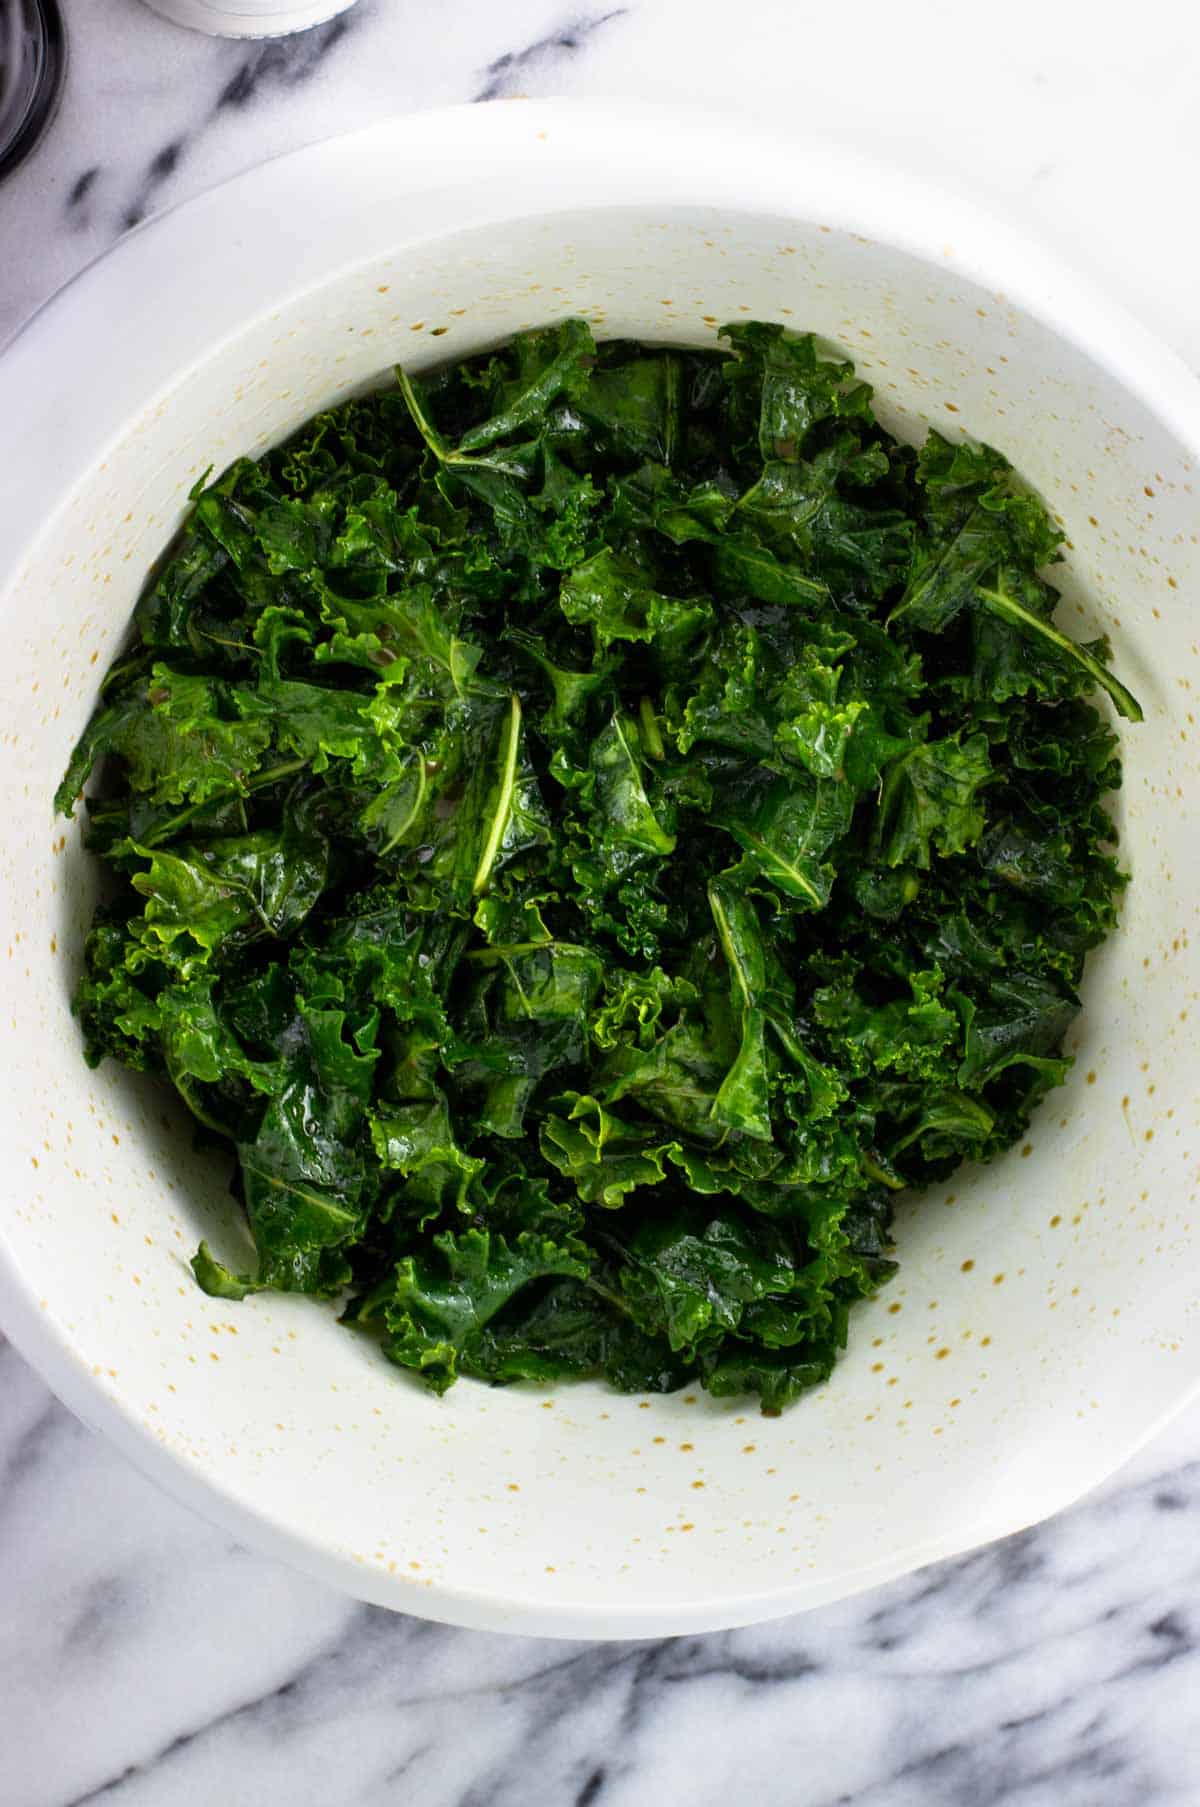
xmin=0 ymin=0 xmax=66 ymax=182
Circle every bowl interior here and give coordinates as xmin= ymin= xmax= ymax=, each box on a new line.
xmin=2 ymin=117 xmax=1198 ymax=1634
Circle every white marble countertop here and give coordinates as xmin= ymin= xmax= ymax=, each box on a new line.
xmin=4 ymin=3 xmax=1200 ymax=1802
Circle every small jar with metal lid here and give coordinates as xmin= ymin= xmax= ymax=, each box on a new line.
xmin=136 ymin=0 xmax=358 ymax=35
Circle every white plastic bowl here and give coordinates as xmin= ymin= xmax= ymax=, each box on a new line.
xmin=1 ymin=102 xmax=1197 ymax=1638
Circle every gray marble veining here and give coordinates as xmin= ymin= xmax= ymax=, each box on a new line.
xmin=4 ymin=2 xmax=1200 ymax=1803
xmin=5 ymin=1321 xmax=1200 ymax=1807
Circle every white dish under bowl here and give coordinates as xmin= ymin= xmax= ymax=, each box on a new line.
xmin=0 ymin=102 xmax=1197 ymax=1639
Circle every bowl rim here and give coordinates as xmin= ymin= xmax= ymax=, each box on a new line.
xmin=4 ymin=97 xmax=1200 ymax=1638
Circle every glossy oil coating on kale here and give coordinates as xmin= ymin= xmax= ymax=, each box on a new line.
xmin=58 ymin=321 xmax=1138 ymax=1410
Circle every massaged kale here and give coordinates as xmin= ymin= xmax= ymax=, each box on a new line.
xmin=58 ymin=320 xmax=1138 ymax=1411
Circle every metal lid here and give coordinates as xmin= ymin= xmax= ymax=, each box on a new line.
xmin=136 ymin=0 xmax=357 ymax=37
xmin=0 ymin=0 xmax=66 ymax=181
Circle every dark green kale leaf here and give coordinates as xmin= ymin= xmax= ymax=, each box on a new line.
xmin=353 ymin=1228 xmax=591 ymax=1393
xmin=60 ymin=318 xmax=1138 ymax=1412
xmin=891 ymin=434 xmax=1141 ymax=721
